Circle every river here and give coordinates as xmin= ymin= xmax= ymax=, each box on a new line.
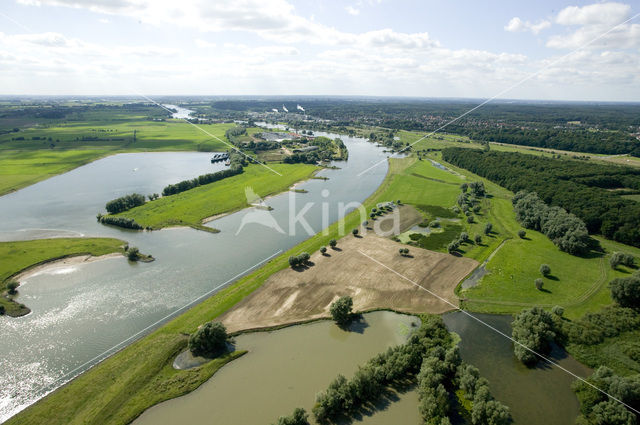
xmin=0 ymin=132 xmax=390 ymax=422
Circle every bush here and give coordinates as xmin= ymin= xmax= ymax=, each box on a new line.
xmin=535 ymin=278 xmax=544 ymax=291
xmin=329 ymin=239 xmax=337 ymax=248
xmin=610 ymin=252 xmax=636 ymax=269
xmin=105 ymin=193 xmax=146 ymax=214
xmin=99 ymin=215 xmax=143 ymax=230
xmin=539 ymin=264 xmax=551 ymax=277
xmin=484 ymin=223 xmax=493 ymax=235
xmin=0 ymin=304 xmax=4 ymax=315
xmin=352 ymin=228 xmax=359 ymax=236
xmin=447 ymin=241 xmax=459 ymax=254
xmin=467 ymin=216 xmax=474 ymax=223
xmin=320 ymin=246 xmax=327 ymax=255
xmin=518 ymin=229 xmax=526 ymax=238
xmin=552 ymin=305 xmax=564 ymax=317
xmin=126 ymin=247 xmax=140 ymax=261
xmin=6 ymin=281 xmax=19 ymax=295
xmin=272 ymin=408 xmax=309 ymax=425
xmin=610 ymin=276 xmax=640 ymax=308
xmin=474 ymin=235 xmax=482 ymax=244
xmin=188 ymin=321 xmax=228 ymax=357
xmin=330 ymin=296 xmax=354 ymax=326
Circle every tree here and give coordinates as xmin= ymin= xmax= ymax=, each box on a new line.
xmin=352 ymin=228 xmax=359 ymax=236
xmin=273 ymin=408 xmax=309 ymax=425
xmin=329 ymin=239 xmax=337 ymax=248
xmin=289 ymin=255 xmax=299 ymax=267
xmin=459 ymin=232 xmax=470 ymax=243
xmin=6 ymin=281 xmax=19 ymax=295
xmin=330 ymin=296 xmax=354 ymax=326
xmin=188 ymin=321 xmax=228 ymax=357
xmin=539 ymin=264 xmax=551 ymax=277
xmin=518 ymin=230 xmax=526 ymax=239
xmin=460 ymin=183 xmax=468 ymax=192
xmin=467 ymin=215 xmax=474 ymax=224
xmin=484 ymin=223 xmax=493 ymax=235
xmin=474 ymin=235 xmax=482 ymax=244
xmin=126 ymin=247 xmax=140 ymax=261
xmin=609 ymin=276 xmax=640 ymax=308
xmin=320 ymin=246 xmax=327 ymax=255
xmin=552 ymin=305 xmax=564 ymax=317
xmin=511 ymin=307 xmax=555 ymax=366
xmin=535 ymin=278 xmax=544 ymax=291
xmin=610 ymin=252 xmax=636 ymax=269
xmin=447 ymin=241 xmax=459 ymax=254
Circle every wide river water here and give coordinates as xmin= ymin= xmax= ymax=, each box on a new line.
xmin=0 ymin=131 xmax=390 ymax=422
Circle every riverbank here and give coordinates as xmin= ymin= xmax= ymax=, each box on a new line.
xmin=110 ymin=163 xmax=318 ymax=231
xmin=0 ymin=238 xmax=126 ymax=317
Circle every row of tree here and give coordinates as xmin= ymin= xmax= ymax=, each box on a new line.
xmin=162 ymin=163 xmax=243 ymax=196
xmin=442 ymin=148 xmax=640 ymax=248
xmin=512 ymin=191 xmax=593 ymax=255
xmin=97 ymin=215 xmax=143 ymax=230
xmin=105 ymin=193 xmax=146 ymax=214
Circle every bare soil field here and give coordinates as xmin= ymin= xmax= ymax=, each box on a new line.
xmin=220 ymin=230 xmax=478 ymax=333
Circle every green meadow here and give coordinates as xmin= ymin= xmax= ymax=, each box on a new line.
xmin=114 ymin=163 xmax=318 ymax=230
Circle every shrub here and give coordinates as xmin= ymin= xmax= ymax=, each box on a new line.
xmin=610 ymin=252 xmax=636 ymax=269
xmin=552 ymin=305 xmax=564 ymax=317
xmin=320 ymin=246 xmax=327 ymax=255
xmin=0 ymin=304 xmax=5 ymax=315
xmin=447 ymin=241 xmax=459 ymax=254
xmin=539 ymin=264 xmax=551 ymax=277
xmin=518 ymin=230 xmax=526 ymax=238
xmin=467 ymin=216 xmax=474 ymax=223
xmin=188 ymin=321 xmax=228 ymax=357
xmin=330 ymin=296 xmax=354 ymax=326
xmin=474 ymin=235 xmax=482 ymax=244
xmin=329 ymin=239 xmax=337 ymax=248
xmin=484 ymin=223 xmax=493 ymax=235
xmin=352 ymin=228 xmax=359 ymax=236
xmin=535 ymin=278 xmax=544 ymax=291
xmin=609 ymin=276 xmax=640 ymax=308
xmin=126 ymin=247 xmax=140 ymax=261
xmin=272 ymin=408 xmax=309 ymax=425
xmin=99 ymin=215 xmax=143 ymax=230
xmin=6 ymin=281 xmax=19 ymax=295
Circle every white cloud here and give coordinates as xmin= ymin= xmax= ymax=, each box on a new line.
xmin=547 ymin=2 xmax=639 ymax=49
xmin=555 ymin=2 xmax=631 ymax=26
xmin=345 ymin=6 xmax=360 ymax=16
xmin=505 ymin=17 xmax=551 ymax=34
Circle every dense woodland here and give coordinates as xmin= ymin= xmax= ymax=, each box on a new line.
xmin=442 ymin=148 xmax=640 ymax=248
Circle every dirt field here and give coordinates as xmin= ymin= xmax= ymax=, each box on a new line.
xmin=220 ymin=229 xmax=478 ymax=333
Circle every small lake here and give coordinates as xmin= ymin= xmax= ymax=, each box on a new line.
xmin=134 ymin=311 xmax=422 ymax=425
xmin=443 ymin=312 xmax=591 ymax=425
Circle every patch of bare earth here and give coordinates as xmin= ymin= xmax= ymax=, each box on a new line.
xmin=220 ymin=227 xmax=478 ymax=333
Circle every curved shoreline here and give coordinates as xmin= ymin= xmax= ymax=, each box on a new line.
xmin=13 ymin=252 xmax=124 ymax=283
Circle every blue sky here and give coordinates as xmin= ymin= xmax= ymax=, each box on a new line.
xmin=0 ymin=0 xmax=638 ymax=100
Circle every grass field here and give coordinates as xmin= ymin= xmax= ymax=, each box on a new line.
xmin=0 ymin=119 xmax=237 ymax=196
xmin=0 ymin=238 xmax=125 ymax=316
xmin=114 ymin=163 xmax=317 ymax=230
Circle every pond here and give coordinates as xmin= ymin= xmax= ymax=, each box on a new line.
xmin=134 ymin=311 xmax=422 ymax=425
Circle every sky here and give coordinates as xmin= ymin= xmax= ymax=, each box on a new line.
xmin=0 ymin=0 xmax=639 ymax=101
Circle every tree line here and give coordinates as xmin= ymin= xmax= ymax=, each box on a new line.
xmin=105 ymin=193 xmax=146 ymax=214
xmin=162 ymin=160 xmax=244 ymax=196
xmin=513 ymin=191 xmax=593 ymax=255
xmin=442 ymin=148 xmax=640 ymax=248
xmin=301 ymin=315 xmax=511 ymax=424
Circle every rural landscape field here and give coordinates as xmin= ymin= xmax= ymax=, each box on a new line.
xmin=2 ymin=1 xmax=640 ymax=425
